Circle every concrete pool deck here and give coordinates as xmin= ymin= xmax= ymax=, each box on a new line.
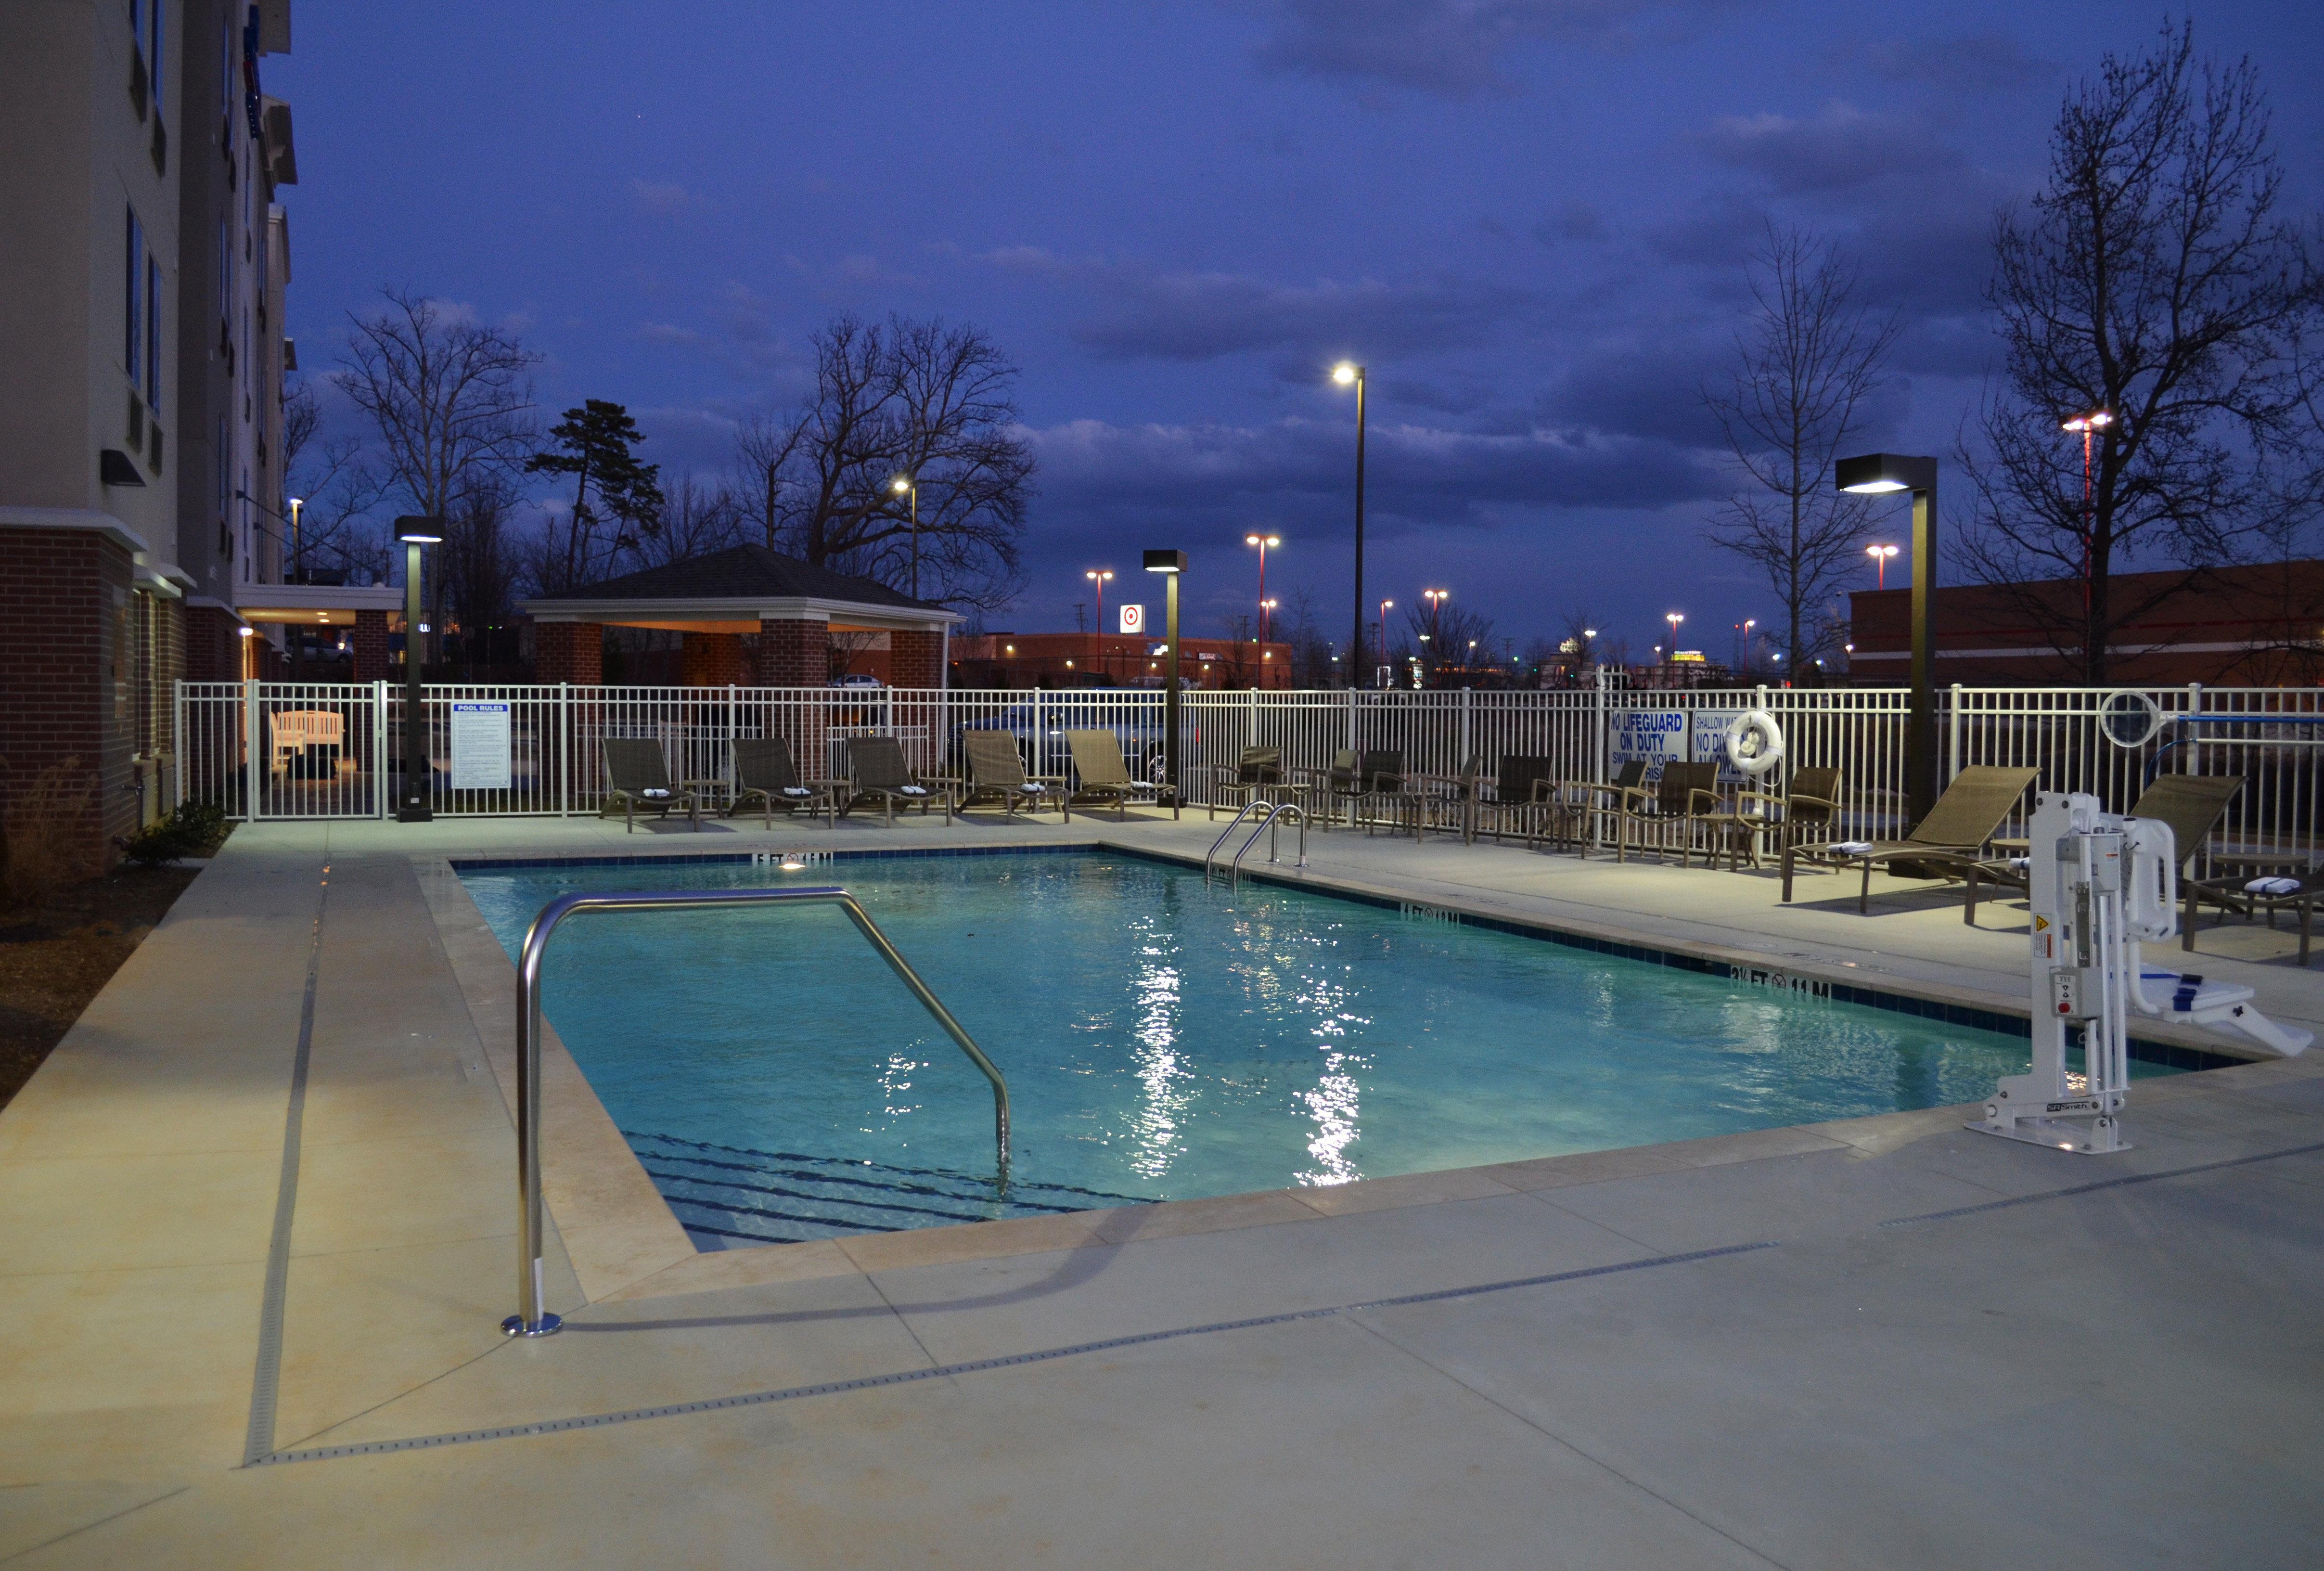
xmin=3 ymin=808 xmax=2321 ymax=1567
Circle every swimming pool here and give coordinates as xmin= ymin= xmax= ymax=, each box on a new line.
xmin=459 ymin=850 xmax=2166 ymax=1248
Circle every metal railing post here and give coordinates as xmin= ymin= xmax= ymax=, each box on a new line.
xmin=172 ymin=680 xmax=185 ymax=810
xmin=504 ymin=886 xmax=1012 ymax=1338
xmin=242 ymin=679 xmax=260 ymax=821
xmin=1948 ymin=682 xmax=1963 ymax=785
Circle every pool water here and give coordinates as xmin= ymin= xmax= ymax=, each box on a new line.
xmin=460 ymin=851 xmax=2157 ymax=1247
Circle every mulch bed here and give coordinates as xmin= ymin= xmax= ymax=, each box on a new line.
xmin=0 ymin=862 xmax=205 ymax=1110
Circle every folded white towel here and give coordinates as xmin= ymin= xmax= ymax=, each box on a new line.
xmin=781 ymin=787 xmax=812 ymax=798
xmin=1022 ymin=783 xmax=1047 ymax=794
xmin=2245 ymin=876 xmax=2301 ymax=896
xmin=641 ymin=788 xmax=671 ymax=800
xmin=900 ymin=786 xmax=930 ymax=797
xmin=2008 ymin=857 xmax=2031 ymax=872
xmin=1834 ymin=840 xmax=1876 ymax=857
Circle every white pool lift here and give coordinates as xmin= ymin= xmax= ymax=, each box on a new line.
xmin=1977 ymin=791 xmax=2311 ymax=1155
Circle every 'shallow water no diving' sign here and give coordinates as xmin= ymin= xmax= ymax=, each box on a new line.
xmin=449 ymin=702 xmax=512 ymax=791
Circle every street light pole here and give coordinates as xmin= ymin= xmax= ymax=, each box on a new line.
xmin=1423 ymin=588 xmax=1448 ymax=688
xmin=2062 ymin=411 xmax=2113 ymax=624
xmin=395 ymin=516 xmax=443 ymax=823
xmin=1245 ymin=532 xmax=1280 ymax=647
xmin=1838 ymin=453 xmax=1940 ymax=822
xmin=891 ymin=476 xmax=920 ymax=600
xmin=1144 ymin=550 xmax=1186 ymax=819
xmin=1333 ymin=363 xmax=1366 ymax=687
xmin=1085 ymin=567 xmax=1113 ymax=678
xmin=1866 ymin=542 xmax=1898 ymax=590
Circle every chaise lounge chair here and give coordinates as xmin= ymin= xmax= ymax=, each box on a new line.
xmin=1063 ymin=729 xmax=1143 ymax=822
xmin=600 ymin=737 xmax=700 ymax=833
xmin=958 ymin=730 xmax=1069 ymax=820
xmin=1782 ymin=764 xmax=2037 ymax=914
xmin=725 ymin=736 xmax=841 ymax=828
xmin=841 ymin=735 xmax=953 ymax=826
xmin=1962 ymin=772 xmax=2243 ymax=927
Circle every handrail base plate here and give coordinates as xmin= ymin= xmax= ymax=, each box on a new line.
xmin=503 ymin=1313 xmax=564 ymax=1338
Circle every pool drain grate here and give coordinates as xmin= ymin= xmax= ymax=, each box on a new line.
xmin=248 ymin=1239 xmax=1777 ymax=1466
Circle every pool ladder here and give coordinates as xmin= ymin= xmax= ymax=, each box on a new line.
xmin=1205 ymin=799 xmax=1309 ymax=887
xmin=501 ymin=886 xmax=1010 ymax=1338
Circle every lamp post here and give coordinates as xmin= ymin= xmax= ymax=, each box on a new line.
xmin=1245 ymin=532 xmax=1280 ymax=645
xmin=2062 ymin=411 xmax=2113 ymax=620
xmin=395 ymin=516 xmax=443 ymax=823
xmin=1144 ymin=550 xmax=1185 ymax=818
xmin=1423 ymin=588 xmax=1448 ymax=687
xmin=1837 ymin=452 xmax=1940 ymax=822
xmin=1865 ymin=542 xmax=1899 ymax=590
xmin=287 ymin=496 xmax=303 ymax=580
xmin=1377 ymin=597 xmax=1393 ymax=682
xmin=1259 ymin=598 xmax=1279 ymax=681
xmin=1085 ymin=568 xmax=1113 ymax=677
xmin=1665 ymin=612 xmax=1684 ymax=666
xmin=890 ymin=476 xmax=920 ymax=600
xmin=1332 ymin=362 xmax=1366 ymax=687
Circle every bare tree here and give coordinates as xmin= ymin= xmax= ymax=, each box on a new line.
xmin=438 ymin=475 xmax=523 ymax=675
xmin=1404 ymin=602 xmax=1497 ymax=687
xmin=733 ymin=313 xmax=1035 ymax=609
xmin=280 ymin=376 xmax=385 ymax=583
xmin=1958 ymin=19 xmax=2324 ymax=684
xmin=1703 ymin=226 xmax=1900 ymax=672
xmin=629 ymin=476 xmax=747 ymax=569
xmin=335 ymin=289 xmax=538 ymax=654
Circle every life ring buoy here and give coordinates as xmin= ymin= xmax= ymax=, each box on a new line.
xmin=1723 ymin=710 xmax=1785 ymax=775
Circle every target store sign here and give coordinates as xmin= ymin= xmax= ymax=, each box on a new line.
xmin=1118 ymin=604 xmax=1145 ymax=634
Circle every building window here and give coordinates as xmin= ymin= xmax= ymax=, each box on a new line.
xmin=144 ymin=252 xmax=161 ymax=412
xmin=145 ymin=0 xmax=163 ymax=118
xmin=125 ymin=208 xmax=143 ymax=386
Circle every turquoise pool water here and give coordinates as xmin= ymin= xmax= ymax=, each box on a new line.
xmin=459 ymin=851 xmax=2140 ymax=1247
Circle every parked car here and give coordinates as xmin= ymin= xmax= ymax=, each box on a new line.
xmin=827 ymin=674 xmax=884 ymax=689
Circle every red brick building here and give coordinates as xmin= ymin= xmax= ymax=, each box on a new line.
xmin=947 ymin=632 xmax=1293 ymax=689
xmin=1848 ymin=562 xmax=2324 ymax=687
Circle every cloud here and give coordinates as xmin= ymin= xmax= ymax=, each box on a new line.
xmin=1694 ymin=103 xmax=1960 ymax=196
xmin=1245 ymin=0 xmax=1743 ymax=98
xmin=986 ymin=251 xmax=1538 ymax=365
xmin=1829 ymin=33 xmax=2055 ymax=97
xmin=629 ymin=179 xmax=693 ymax=214
xmin=1534 ymin=200 xmax=1609 ymax=245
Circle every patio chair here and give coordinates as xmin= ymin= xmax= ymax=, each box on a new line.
xmin=1352 ymin=750 xmax=1423 ymax=840
xmin=1963 ymin=772 xmax=2243 ymax=927
xmin=1616 ymin=760 xmax=1719 ymax=865
xmin=1063 ymin=729 xmax=1141 ymax=821
xmin=725 ymin=736 xmax=841 ymax=829
xmin=958 ymin=730 xmax=1069 ymax=820
xmin=841 ymin=735 xmax=953 ymax=826
xmin=1295 ymin=749 xmax=1364 ymax=828
xmin=1207 ymin=746 xmax=1285 ymax=821
xmin=1695 ymin=766 xmax=1845 ymax=874
xmin=1781 ymin=764 xmax=2037 ymax=914
xmin=1476 ymin=755 xmax=1565 ymax=850
xmin=1414 ymin=755 xmax=1484 ymax=842
xmin=600 ymin=737 xmax=699 ymax=833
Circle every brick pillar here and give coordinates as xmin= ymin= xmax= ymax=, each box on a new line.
xmin=681 ymin=631 xmax=743 ymax=686
xmin=760 ymin=617 xmax=829 ymax=778
xmin=535 ymin=621 xmax=603 ymax=685
xmin=183 ymin=602 xmax=243 ymax=682
xmin=890 ymin=628 xmax=944 ymax=691
xmin=351 ymin=609 xmax=390 ymax=682
xmin=0 ymin=528 xmax=139 ymax=870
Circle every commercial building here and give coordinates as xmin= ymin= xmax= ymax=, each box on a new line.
xmin=0 ymin=0 xmax=311 ymax=861
xmin=948 ymin=632 xmax=1293 ymax=689
xmin=1848 ymin=562 xmax=2324 ymax=687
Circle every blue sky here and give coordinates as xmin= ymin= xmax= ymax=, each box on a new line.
xmin=267 ymin=1 xmax=2324 ymax=657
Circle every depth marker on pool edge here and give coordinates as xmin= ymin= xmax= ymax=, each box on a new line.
xmin=249 ymin=1240 xmax=1777 ymax=1465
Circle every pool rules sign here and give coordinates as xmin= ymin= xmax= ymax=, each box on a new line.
xmin=449 ymin=701 xmax=513 ymax=791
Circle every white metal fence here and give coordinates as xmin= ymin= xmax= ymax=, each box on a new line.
xmin=175 ymin=679 xmax=2324 ymax=861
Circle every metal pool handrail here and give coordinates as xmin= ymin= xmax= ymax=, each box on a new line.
xmin=502 ymin=886 xmax=1011 ymax=1338
xmin=1229 ymin=802 xmax=1309 ymax=886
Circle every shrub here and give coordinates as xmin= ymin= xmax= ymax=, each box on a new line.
xmin=1 ymin=758 xmax=100 ymax=908
xmin=117 ymin=801 xmax=230 ymax=867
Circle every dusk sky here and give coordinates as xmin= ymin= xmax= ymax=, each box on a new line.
xmin=269 ymin=1 xmax=2324 ymax=661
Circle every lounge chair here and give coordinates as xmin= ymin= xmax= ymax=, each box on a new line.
xmin=1207 ymin=746 xmax=1285 ymax=821
xmin=600 ymin=737 xmax=699 ymax=833
xmin=1616 ymin=760 xmax=1719 ymax=865
xmin=958 ymin=730 xmax=1068 ymax=820
xmin=841 ymin=735 xmax=952 ymax=826
xmin=1064 ymin=729 xmax=1142 ymax=821
xmin=1964 ymin=772 xmax=2243 ymax=927
xmin=1782 ymin=764 xmax=2037 ymax=914
xmin=725 ymin=736 xmax=840 ymax=828
xmin=1696 ymin=765 xmax=1845 ymax=873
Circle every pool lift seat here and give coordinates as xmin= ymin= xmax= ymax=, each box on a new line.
xmin=1978 ymin=793 xmax=2309 ymax=1156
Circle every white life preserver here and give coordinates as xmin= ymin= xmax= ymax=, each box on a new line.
xmin=1723 ymin=710 xmax=1785 ymax=776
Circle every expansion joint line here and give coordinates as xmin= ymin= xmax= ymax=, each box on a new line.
xmin=1879 ymin=1139 xmax=2324 ymax=1228
xmin=248 ymin=1241 xmax=1778 ymax=1466
xmin=242 ymin=860 xmax=332 ymax=1468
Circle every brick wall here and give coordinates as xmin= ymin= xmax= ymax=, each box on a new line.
xmin=535 ymin=621 xmax=603 ymax=685
xmin=351 ymin=608 xmax=389 ymax=682
xmin=184 ymin=603 xmax=243 ymax=681
xmin=681 ymin=631 xmax=743 ymax=686
xmin=890 ymin=629 xmax=944 ymax=689
xmin=756 ymin=618 xmax=828 ymax=687
xmin=0 ymin=528 xmax=141 ymax=867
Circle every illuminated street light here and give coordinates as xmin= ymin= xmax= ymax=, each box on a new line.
xmin=1836 ymin=452 xmax=1939 ymax=818
xmin=1085 ymin=567 xmax=1114 ymax=675
xmin=2062 ymin=411 xmax=2114 ymax=614
xmin=1331 ymin=362 xmax=1367 ymax=685
xmin=1245 ymin=533 xmax=1281 ymax=644
xmin=1866 ymin=543 xmax=1899 ymax=589
xmin=890 ymin=475 xmax=921 ymax=599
